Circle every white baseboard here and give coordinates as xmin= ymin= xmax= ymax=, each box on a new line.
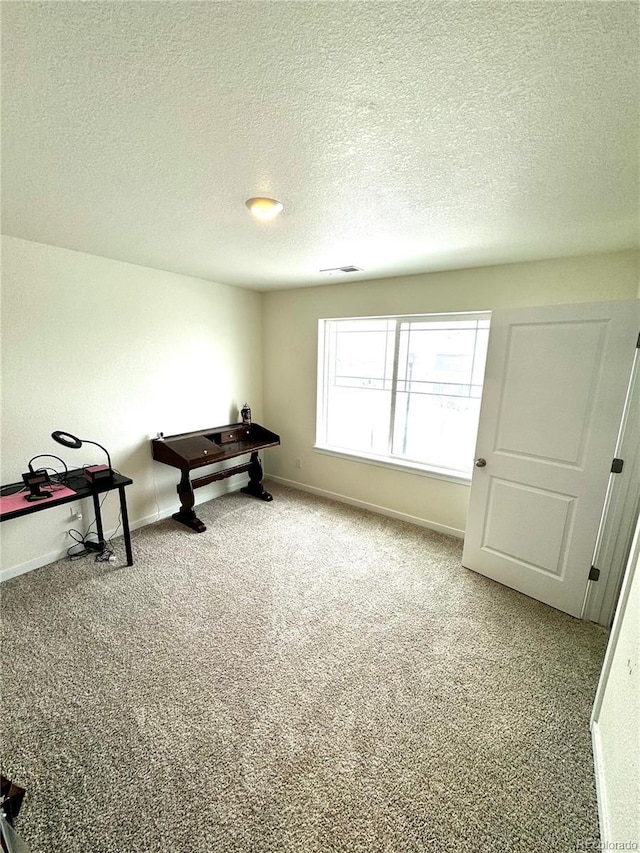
xmin=2 ymin=475 xmax=463 ymax=583
xmin=0 ymin=547 xmax=73 ymax=583
xmin=0 ymin=479 xmax=238 ymax=583
xmin=591 ymin=721 xmax=610 ymax=846
xmin=266 ymin=475 xmax=465 ymax=539
xmin=0 ymin=511 xmax=167 ymax=584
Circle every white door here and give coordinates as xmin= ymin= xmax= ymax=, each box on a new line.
xmin=462 ymin=299 xmax=640 ymax=618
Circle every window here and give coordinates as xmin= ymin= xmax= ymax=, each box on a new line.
xmin=316 ymin=313 xmax=491 ymax=480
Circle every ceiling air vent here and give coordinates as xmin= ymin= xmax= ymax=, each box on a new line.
xmin=320 ymin=265 xmax=363 ymax=274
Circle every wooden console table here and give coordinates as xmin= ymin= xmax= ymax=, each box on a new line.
xmin=151 ymin=422 xmax=280 ymax=532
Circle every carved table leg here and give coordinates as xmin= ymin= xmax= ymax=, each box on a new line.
xmin=240 ymin=452 xmax=273 ymax=501
xmin=172 ymin=469 xmax=207 ymax=532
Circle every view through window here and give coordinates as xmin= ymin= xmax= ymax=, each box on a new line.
xmin=316 ymin=313 xmax=491 ymax=478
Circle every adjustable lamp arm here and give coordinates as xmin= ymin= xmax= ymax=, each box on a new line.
xmin=51 ymin=431 xmax=113 ymax=472
xmin=78 ymin=439 xmax=113 ymax=473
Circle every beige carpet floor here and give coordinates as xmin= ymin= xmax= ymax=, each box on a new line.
xmin=1 ymin=483 xmax=608 ymax=852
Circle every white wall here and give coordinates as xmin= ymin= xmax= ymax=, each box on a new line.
xmin=262 ymin=250 xmax=639 ymax=535
xmin=2 ymin=242 xmax=638 ymax=575
xmin=1 ymin=236 xmax=263 ymax=578
xmin=592 ymin=515 xmax=640 ymax=845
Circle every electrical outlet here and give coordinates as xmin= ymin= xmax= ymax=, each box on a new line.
xmin=295 ymin=458 xmax=302 ymax=469
xmin=71 ymin=506 xmax=83 ymax=521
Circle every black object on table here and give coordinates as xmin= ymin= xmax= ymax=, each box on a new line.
xmin=0 ymin=468 xmax=134 ymax=566
xmin=151 ymin=421 xmax=280 ymax=533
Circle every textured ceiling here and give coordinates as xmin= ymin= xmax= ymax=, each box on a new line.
xmin=2 ymin=1 xmax=639 ymax=291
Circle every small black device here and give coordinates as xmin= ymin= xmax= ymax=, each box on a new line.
xmin=22 ymin=470 xmax=52 ymax=501
xmin=84 ymin=465 xmax=113 ymax=484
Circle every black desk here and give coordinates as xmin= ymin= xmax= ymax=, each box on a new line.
xmin=0 ymin=469 xmax=134 ymax=566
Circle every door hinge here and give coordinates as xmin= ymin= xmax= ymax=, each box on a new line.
xmin=611 ymin=458 xmax=624 ymax=474
xmin=589 ymin=565 xmax=600 ymax=582
xmin=637 ymin=331 xmax=640 ymax=348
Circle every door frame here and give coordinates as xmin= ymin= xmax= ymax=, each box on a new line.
xmin=590 ymin=511 xmax=640 ymax=844
xmin=582 ymin=350 xmax=640 ymax=626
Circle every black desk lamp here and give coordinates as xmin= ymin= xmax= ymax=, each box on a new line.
xmin=51 ymin=431 xmax=114 ymax=483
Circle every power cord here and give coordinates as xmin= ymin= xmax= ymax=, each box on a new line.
xmin=67 ymin=528 xmax=116 ymax=563
xmin=27 ymin=455 xmax=68 ymax=486
xmin=1 ymin=458 xmax=69 ymax=497
xmin=152 ymin=468 xmax=161 ymax=522
xmin=66 ymin=528 xmax=115 ymax=563
xmin=0 ymin=484 xmax=27 ymax=497
xmin=67 ymin=491 xmax=117 ymax=563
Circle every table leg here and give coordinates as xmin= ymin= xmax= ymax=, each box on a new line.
xmin=92 ymin=490 xmax=106 ymax=546
xmin=118 ymin=485 xmax=133 ymax=566
xmin=240 ymin=452 xmax=273 ymax=501
xmin=173 ymin=469 xmax=206 ymax=532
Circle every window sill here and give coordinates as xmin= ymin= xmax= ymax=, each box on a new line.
xmin=313 ymin=445 xmax=472 ymax=486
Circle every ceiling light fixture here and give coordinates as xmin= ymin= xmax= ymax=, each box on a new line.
xmin=245 ymin=197 xmax=284 ymax=220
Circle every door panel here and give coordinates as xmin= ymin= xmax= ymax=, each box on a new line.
xmin=483 ymin=479 xmax=575 ymax=577
xmin=462 ymin=300 xmax=640 ymax=618
xmin=495 ymin=320 xmax=607 ymax=463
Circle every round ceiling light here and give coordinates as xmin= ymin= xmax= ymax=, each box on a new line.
xmin=245 ymin=197 xmax=284 ymax=220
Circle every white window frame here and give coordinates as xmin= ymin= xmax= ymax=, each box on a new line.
xmin=315 ymin=311 xmax=491 ymax=485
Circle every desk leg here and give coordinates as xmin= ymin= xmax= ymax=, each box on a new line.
xmin=118 ymin=485 xmax=134 ymax=566
xmin=240 ymin=452 xmax=273 ymax=501
xmin=92 ymin=491 xmax=106 ymax=546
xmin=173 ymin=470 xmax=207 ymax=533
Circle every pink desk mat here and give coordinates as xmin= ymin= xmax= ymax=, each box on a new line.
xmin=0 ymin=486 xmax=77 ymax=515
